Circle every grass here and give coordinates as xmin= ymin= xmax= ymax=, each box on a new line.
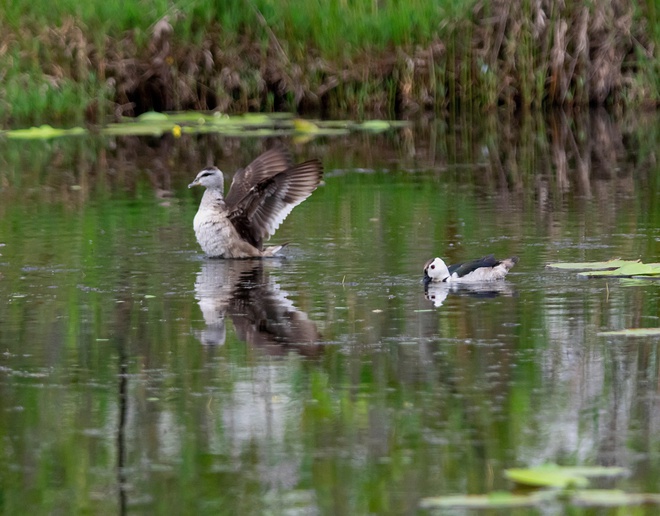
xmin=0 ymin=0 xmax=657 ymax=126
xmin=1 ymin=0 xmax=451 ymax=51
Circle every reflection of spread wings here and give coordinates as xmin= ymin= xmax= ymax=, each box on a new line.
xmin=194 ymin=260 xmax=321 ymax=355
xmin=425 ymin=281 xmax=516 ymax=307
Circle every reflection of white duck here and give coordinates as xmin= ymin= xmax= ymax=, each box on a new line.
xmin=194 ymin=260 xmax=321 ymax=354
xmin=424 ymin=285 xmax=451 ymax=307
xmin=423 ymin=255 xmax=518 ymax=287
xmin=425 ymin=280 xmax=517 ymax=307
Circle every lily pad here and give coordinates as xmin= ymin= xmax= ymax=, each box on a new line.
xmin=420 ymin=489 xmax=660 ymax=510
xmin=619 ymin=278 xmax=658 ymax=286
xmin=137 ymin=111 xmax=169 ymax=122
xmin=546 ymin=259 xmax=638 ymax=271
xmin=504 ymin=465 xmax=627 ymax=489
xmin=313 ymin=120 xmax=353 ymax=129
xmin=4 ymin=124 xmax=87 ymax=139
xmin=292 ymin=118 xmax=320 ymax=134
xmin=4 ymin=112 xmax=407 ymax=140
xmin=419 ymin=491 xmax=549 ymax=509
xmin=357 ymin=119 xmax=410 ymax=132
xmin=357 ymin=120 xmax=392 ymax=132
xmin=505 ymin=466 xmax=589 ymax=488
xmin=293 ymin=118 xmax=351 ymax=137
xmin=571 ymin=489 xmax=660 ymax=507
xmin=104 ymin=112 xmax=285 ymax=137
xmin=578 ymin=262 xmax=660 ymax=278
xmin=557 ymin=466 xmax=627 ymax=477
xmin=231 ymin=113 xmax=279 ymax=127
xmin=598 ymin=328 xmax=660 ymax=337
xmin=102 ymin=123 xmax=171 ymax=136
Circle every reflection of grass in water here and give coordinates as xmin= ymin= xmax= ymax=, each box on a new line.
xmin=0 ymin=109 xmax=656 ymax=207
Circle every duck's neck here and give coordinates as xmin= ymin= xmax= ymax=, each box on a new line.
xmin=200 ymin=187 xmax=225 ymax=208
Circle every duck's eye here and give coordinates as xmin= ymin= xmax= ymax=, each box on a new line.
xmin=430 ymin=264 xmax=435 ymax=269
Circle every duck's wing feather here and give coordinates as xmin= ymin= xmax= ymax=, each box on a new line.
xmin=227 ymin=159 xmax=323 ymax=249
xmin=224 ymin=147 xmax=294 ymax=208
xmin=448 ymin=254 xmax=499 ymax=277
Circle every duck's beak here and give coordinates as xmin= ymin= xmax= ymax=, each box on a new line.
xmin=188 ymin=179 xmax=199 ymax=188
xmin=423 ymin=271 xmax=432 ymax=288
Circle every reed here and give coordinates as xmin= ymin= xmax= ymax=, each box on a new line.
xmin=0 ymin=0 xmax=657 ymax=126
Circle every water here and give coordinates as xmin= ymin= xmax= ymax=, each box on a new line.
xmin=1 ymin=110 xmax=660 ymax=514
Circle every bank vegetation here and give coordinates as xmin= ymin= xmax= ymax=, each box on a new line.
xmin=0 ymin=0 xmax=658 ymax=126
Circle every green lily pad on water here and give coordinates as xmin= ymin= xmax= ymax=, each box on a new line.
xmin=599 ymin=328 xmax=660 ymax=337
xmin=356 ymin=119 xmax=409 ymax=133
xmin=4 ymin=112 xmax=409 ymax=140
xmin=419 ymin=491 xmax=550 ymax=509
xmin=505 ymin=465 xmax=626 ymax=488
xmin=421 ymin=466 xmax=642 ymax=510
xmin=558 ymin=466 xmax=627 ymax=477
xmin=4 ymin=124 xmax=87 ymax=139
xmin=547 ymin=259 xmax=660 ymax=278
xmin=505 ymin=467 xmax=590 ymax=488
xmin=546 ymin=259 xmax=638 ymax=271
xmin=578 ymin=262 xmax=660 ymax=278
xmin=136 ymin=111 xmax=169 ymax=122
xmin=570 ymin=489 xmax=660 ymax=506
xmin=619 ymin=278 xmax=659 ymax=286
xmin=293 ymin=118 xmax=351 ymax=136
xmin=420 ymin=489 xmax=660 ymax=510
xmin=102 ymin=122 xmax=172 ymax=136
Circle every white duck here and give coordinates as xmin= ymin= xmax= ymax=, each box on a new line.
xmin=423 ymin=254 xmax=518 ymax=286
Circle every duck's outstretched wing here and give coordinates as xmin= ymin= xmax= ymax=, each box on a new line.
xmin=224 ymin=147 xmax=294 ymax=208
xmin=448 ymin=254 xmax=500 ymax=277
xmin=227 ymin=159 xmax=324 ymax=249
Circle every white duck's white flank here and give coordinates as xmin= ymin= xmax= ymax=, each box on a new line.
xmin=423 ymin=254 xmax=518 ymax=286
xmin=189 ymin=148 xmax=323 ymax=258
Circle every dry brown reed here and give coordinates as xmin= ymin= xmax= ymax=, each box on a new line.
xmin=473 ymin=0 xmax=653 ymax=110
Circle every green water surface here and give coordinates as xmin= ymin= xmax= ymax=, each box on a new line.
xmin=1 ymin=111 xmax=660 ymax=514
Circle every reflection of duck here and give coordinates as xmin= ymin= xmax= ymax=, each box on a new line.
xmin=188 ymin=148 xmax=323 ymax=258
xmin=423 ymin=255 xmax=518 ymax=286
xmin=193 ymin=260 xmax=321 ymax=355
xmin=425 ymin=281 xmax=517 ymax=307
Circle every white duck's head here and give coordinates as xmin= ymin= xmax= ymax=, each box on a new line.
xmin=423 ymin=257 xmax=451 ymax=286
xmin=188 ymin=166 xmax=225 ymax=190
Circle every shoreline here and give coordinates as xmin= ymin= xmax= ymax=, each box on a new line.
xmin=0 ymin=0 xmax=658 ymax=126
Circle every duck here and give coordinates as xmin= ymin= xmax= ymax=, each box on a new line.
xmin=423 ymin=254 xmax=518 ymax=287
xmin=188 ymin=148 xmax=323 ymax=258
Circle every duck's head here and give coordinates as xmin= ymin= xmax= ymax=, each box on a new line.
xmin=188 ymin=166 xmax=224 ymax=190
xmin=423 ymin=257 xmax=450 ymax=286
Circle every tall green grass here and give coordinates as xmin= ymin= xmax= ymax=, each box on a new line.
xmin=0 ymin=0 xmax=657 ymax=126
xmin=1 ymin=0 xmax=169 ymax=35
xmin=2 ymin=0 xmax=459 ymax=53
xmin=0 ymin=0 xmax=469 ymax=125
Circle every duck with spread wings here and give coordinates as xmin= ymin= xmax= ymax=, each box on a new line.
xmin=189 ymin=148 xmax=323 ymax=258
